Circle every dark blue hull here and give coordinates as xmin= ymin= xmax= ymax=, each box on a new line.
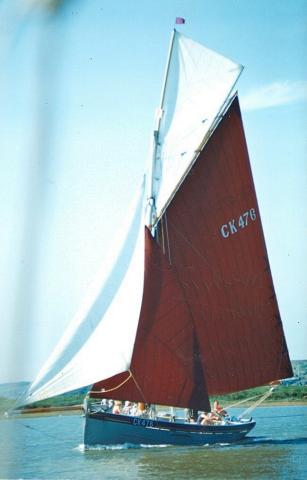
xmin=84 ymin=412 xmax=256 ymax=446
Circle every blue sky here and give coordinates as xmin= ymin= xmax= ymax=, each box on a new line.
xmin=1 ymin=0 xmax=306 ymax=383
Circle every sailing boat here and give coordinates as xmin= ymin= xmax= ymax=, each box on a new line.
xmin=22 ymin=30 xmax=293 ymax=446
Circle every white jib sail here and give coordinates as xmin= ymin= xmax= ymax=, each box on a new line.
xmin=152 ymin=32 xmax=243 ymax=217
xmin=22 ymin=178 xmax=146 ymax=405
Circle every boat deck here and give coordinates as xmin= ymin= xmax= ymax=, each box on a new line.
xmin=84 ymin=404 xmax=256 ymax=446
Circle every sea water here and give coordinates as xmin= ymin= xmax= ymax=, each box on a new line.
xmin=0 ymin=406 xmax=306 ymax=479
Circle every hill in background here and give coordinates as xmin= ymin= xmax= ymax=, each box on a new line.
xmin=1 ymin=360 xmax=306 ymax=412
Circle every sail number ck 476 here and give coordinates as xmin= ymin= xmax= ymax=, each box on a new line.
xmin=220 ymin=208 xmax=256 ymax=238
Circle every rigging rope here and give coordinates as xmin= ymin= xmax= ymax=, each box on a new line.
xmin=164 ymin=212 xmax=172 ymax=265
xmin=89 ymin=371 xmax=132 ymax=395
xmin=239 ymin=387 xmax=276 ymax=418
xmin=224 ymin=387 xmax=276 ymax=419
xmin=225 ymin=391 xmax=271 ymax=410
xmin=161 ymin=215 xmax=166 ymax=254
xmin=89 ymin=369 xmax=148 ymax=404
xmin=222 ymin=385 xmax=279 ymax=418
xmin=129 ymin=370 xmax=147 ymax=403
xmin=18 ymin=421 xmax=59 ymax=439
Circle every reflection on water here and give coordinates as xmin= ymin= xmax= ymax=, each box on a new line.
xmin=135 ymin=446 xmax=291 ymax=479
xmin=82 ymin=436 xmax=307 ymax=480
xmin=246 ymin=436 xmax=307 ymax=446
xmin=0 ymin=406 xmax=306 ymax=480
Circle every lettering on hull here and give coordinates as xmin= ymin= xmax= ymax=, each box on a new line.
xmin=132 ymin=418 xmax=155 ymax=428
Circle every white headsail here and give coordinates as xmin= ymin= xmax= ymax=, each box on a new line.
xmin=22 ymin=178 xmax=146 ymax=405
xmin=151 ymin=31 xmax=243 ymax=218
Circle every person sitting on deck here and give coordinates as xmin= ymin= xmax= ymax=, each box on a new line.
xmin=112 ymin=400 xmax=122 ymax=414
xmin=137 ymin=402 xmax=146 ymax=416
xmin=100 ymin=398 xmax=112 ymax=412
xmin=213 ymin=401 xmax=228 ymax=418
xmin=122 ymin=401 xmax=133 ymax=414
xmin=197 ymin=412 xmax=219 ymax=425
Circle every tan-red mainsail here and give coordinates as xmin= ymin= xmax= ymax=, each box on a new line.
xmin=91 ymin=95 xmax=292 ymax=408
xmin=91 ymin=227 xmax=210 ymax=411
xmin=156 ymin=95 xmax=292 ymax=394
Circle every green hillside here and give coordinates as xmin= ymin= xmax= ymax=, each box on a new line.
xmin=1 ymin=360 xmax=306 ymax=414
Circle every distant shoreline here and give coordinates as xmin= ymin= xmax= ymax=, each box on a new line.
xmin=20 ymin=405 xmax=83 ymax=414
xmin=3 ymin=405 xmax=84 ymax=418
xmin=2 ymin=400 xmax=305 ymax=418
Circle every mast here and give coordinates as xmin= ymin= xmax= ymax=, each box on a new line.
xmin=147 ymin=29 xmax=176 ymax=232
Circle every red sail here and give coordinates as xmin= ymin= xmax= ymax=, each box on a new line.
xmin=91 ymin=227 xmax=210 ymax=411
xmin=91 ymin=95 xmax=292 ymax=407
xmin=156 ymin=95 xmax=292 ymax=394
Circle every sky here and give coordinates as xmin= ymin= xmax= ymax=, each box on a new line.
xmin=0 ymin=0 xmax=306 ymax=384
